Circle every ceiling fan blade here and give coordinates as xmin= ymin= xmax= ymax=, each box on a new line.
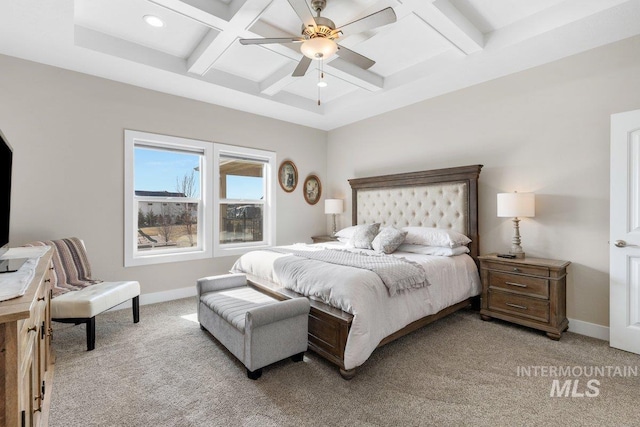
xmin=335 ymin=7 xmax=396 ymax=35
xmin=239 ymin=37 xmax=303 ymax=45
xmin=292 ymin=56 xmax=312 ymax=77
xmin=287 ymin=0 xmax=317 ymax=29
xmin=336 ymin=45 xmax=375 ymax=69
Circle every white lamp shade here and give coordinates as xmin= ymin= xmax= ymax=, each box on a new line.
xmin=497 ymin=192 xmax=535 ymax=218
xmin=325 ymin=199 xmax=343 ymax=214
xmin=301 ymin=38 xmax=338 ymax=60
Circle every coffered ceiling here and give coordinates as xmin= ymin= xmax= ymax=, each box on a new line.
xmin=0 ymin=0 xmax=639 ymax=130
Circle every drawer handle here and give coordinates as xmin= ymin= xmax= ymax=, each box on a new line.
xmin=37 ymin=296 xmax=45 ymax=301
xmin=506 ymin=303 xmax=527 ymax=310
xmin=44 ymin=279 xmax=51 ymax=283
xmin=27 ymin=326 xmax=37 ymax=333
xmin=505 ymin=281 xmax=527 ymax=288
xmin=512 ymin=267 xmax=521 ymax=273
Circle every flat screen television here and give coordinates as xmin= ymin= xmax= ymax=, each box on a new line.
xmin=0 ymin=129 xmax=27 ymax=273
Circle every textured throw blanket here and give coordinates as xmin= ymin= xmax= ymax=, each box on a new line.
xmin=269 ymin=247 xmax=429 ymax=296
xmin=25 ymin=237 xmax=102 ymax=298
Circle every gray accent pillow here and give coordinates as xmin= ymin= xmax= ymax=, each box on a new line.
xmin=372 ymin=227 xmax=408 ymax=254
xmin=348 ymin=223 xmax=380 ymax=249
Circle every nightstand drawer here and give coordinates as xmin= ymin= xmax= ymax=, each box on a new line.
xmin=489 ymin=271 xmax=549 ymax=298
xmin=488 ymin=291 xmax=549 ymax=323
xmin=483 ymin=260 xmax=549 ymax=277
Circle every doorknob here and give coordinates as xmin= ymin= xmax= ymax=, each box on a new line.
xmin=614 ymin=240 xmax=639 ymax=248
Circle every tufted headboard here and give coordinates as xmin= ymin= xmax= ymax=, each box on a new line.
xmin=348 ymin=165 xmax=482 ymax=262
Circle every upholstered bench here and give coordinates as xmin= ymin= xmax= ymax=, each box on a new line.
xmin=197 ymin=273 xmax=309 ymax=380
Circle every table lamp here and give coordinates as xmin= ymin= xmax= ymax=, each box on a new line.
xmin=497 ymin=192 xmax=535 ymax=259
xmin=325 ymin=199 xmax=344 ymax=236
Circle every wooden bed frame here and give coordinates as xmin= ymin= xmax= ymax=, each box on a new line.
xmin=248 ymin=164 xmax=483 ymax=379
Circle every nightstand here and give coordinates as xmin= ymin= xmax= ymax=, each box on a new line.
xmin=311 ymin=235 xmax=338 ymax=243
xmin=478 ymin=254 xmax=570 ymax=340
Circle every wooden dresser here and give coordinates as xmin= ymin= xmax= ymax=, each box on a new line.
xmin=0 ymin=248 xmax=54 ymax=427
xmin=478 ymin=254 xmax=570 ymax=340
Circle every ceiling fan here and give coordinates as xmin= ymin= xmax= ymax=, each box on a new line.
xmin=239 ymin=0 xmax=397 ymax=77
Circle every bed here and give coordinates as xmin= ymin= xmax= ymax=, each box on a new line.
xmin=232 ymin=164 xmax=483 ymax=379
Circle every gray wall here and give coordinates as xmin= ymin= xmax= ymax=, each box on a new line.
xmin=0 ymin=54 xmax=327 ymax=296
xmin=326 ymin=35 xmax=640 ymax=327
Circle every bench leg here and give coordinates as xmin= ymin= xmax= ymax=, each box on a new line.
xmin=132 ymin=296 xmax=140 ymax=323
xmin=247 ymin=368 xmax=262 ymax=380
xmin=86 ymin=317 xmax=96 ymax=351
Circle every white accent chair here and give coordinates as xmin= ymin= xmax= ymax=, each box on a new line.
xmin=27 ymin=237 xmax=140 ymax=351
xmin=51 ymin=281 xmax=140 ymax=351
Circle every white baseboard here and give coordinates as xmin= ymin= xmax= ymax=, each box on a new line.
xmin=567 ymin=317 xmax=609 ymax=341
xmin=108 ymin=290 xmax=611 ymax=342
xmin=107 ymin=286 xmax=197 ymax=312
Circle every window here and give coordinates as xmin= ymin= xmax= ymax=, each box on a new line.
xmin=213 ymin=144 xmax=276 ymax=257
xmin=125 ymin=131 xmax=213 ymax=266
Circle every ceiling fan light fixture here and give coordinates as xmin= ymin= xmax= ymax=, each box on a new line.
xmin=143 ymin=15 xmax=164 ymax=28
xmin=301 ymin=38 xmax=337 ymax=60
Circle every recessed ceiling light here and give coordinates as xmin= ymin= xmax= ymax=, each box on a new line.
xmin=317 ymin=81 xmax=328 ymax=88
xmin=143 ymin=15 xmax=164 ymax=28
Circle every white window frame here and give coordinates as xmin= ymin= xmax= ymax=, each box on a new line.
xmin=124 ymin=130 xmax=213 ymax=267
xmin=213 ymin=143 xmax=276 ymax=258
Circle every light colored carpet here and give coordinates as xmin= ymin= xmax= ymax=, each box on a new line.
xmin=49 ymin=297 xmax=639 ymax=427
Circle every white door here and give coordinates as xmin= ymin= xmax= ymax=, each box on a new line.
xmin=610 ymin=109 xmax=640 ymax=354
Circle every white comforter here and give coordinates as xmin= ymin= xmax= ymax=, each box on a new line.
xmin=231 ymin=242 xmax=481 ymax=370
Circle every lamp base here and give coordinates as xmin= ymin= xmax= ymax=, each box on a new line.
xmin=509 ymin=217 xmax=526 ymax=259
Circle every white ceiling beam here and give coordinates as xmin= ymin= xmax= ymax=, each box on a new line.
xmin=398 ymin=0 xmax=483 ymax=54
xmin=74 ymin=26 xmax=187 ymax=73
xmin=485 ymin=0 xmax=629 ymax=51
xmin=185 ymin=0 xmax=274 ymax=75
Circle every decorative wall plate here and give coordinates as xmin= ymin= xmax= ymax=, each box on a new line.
xmin=303 ymin=174 xmax=322 ymax=205
xmin=278 ymin=160 xmax=298 ymax=192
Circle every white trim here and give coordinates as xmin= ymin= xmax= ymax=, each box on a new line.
xmin=567 ymin=317 xmax=609 ymax=341
xmin=107 ymin=286 xmax=197 ymax=312
xmin=124 ymin=130 xmax=213 ymax=267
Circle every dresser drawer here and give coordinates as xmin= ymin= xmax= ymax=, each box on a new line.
xmin=488 ymin=291 xmax=549 ymax=323
xmin=489 ymin=271 xmax=549 ymax=298
xmin=483 ymin=260 xmax=549 ymax=277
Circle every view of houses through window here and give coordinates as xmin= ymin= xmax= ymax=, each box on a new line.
xmin=134 ymin=147 xmax=202 ymax=253
xmin=133 ymin=145 xmax=267 ymax=252
xmin=125 ymin=131 xmax=274 ymax=266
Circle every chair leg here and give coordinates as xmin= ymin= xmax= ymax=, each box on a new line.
xmin=86 ymin=317 xmax=96 ymax=351
xmin=132 ymin=296 xmax=140 ymax=323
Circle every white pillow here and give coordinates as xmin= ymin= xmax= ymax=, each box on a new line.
xmin=371 ymin=227 xmax=408 ymax=254
xmin=347 ymin=224 xmax=380 ymax=249
xmin=335 ymin=225 xmax=359 ymax=240
xmin=396 ymin=244 xmax=470 ymax=256
xmin=401 ymin=227 xmax=471 ymax=248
